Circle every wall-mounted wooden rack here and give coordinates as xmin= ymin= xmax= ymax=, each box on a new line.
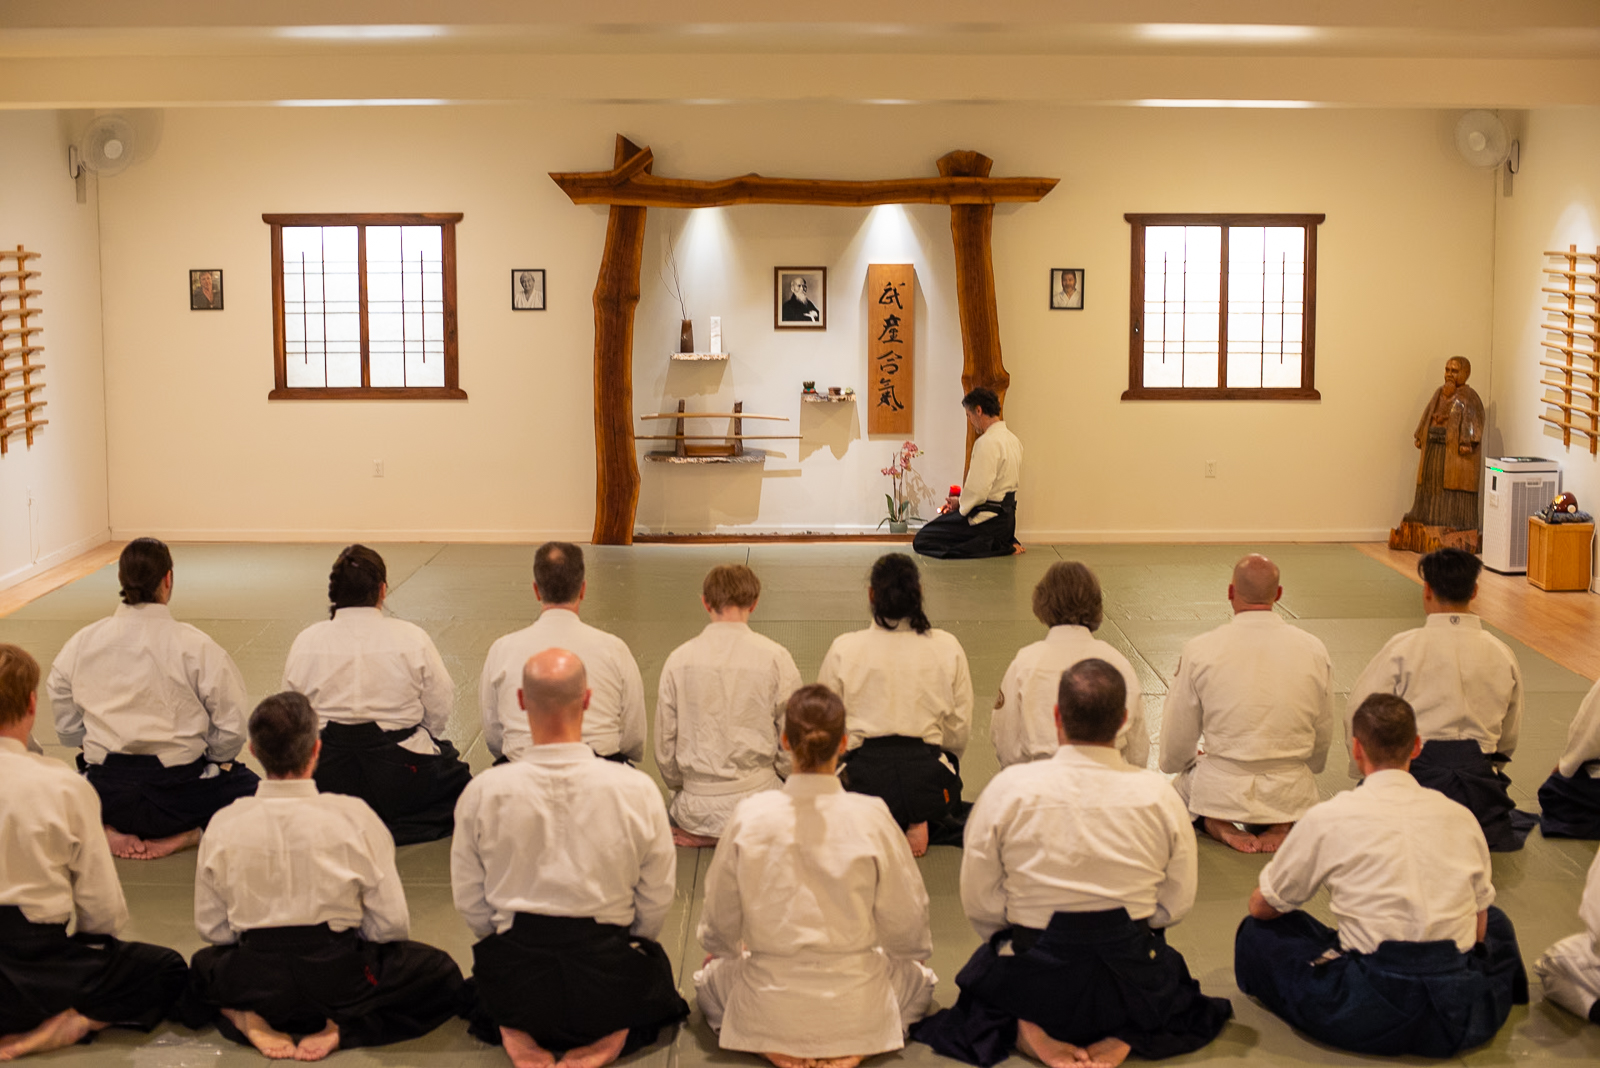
xmin=1540 ymin=245 xmax=1600 ymax=455
xmin=638 ymin=399 xmax=798 ymax=462
xmin=0 ymin=246 xmax=45 ymax=455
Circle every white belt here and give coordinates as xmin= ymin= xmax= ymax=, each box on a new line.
xmin=681 ymin=768 xmax=782 ymax=797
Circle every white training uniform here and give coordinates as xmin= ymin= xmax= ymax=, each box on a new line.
xmin=1158 ymin=611 xmax=1334 ymax=824
xmin=962 ymin=745 xmax=1197 ymax=940
xmin=818 ymin=623 xmax=972 ymax=756
xmin=655 ymin=621 xmax=802 ymax=836
xmin=0 ymin=737 xmax=126 ymax=933
xmin=450 ymin=743 xmax=673 ymax=940
xmin=48 ymin=602 xmax=249 ymax=767
xmin=1534 ymin=848 xmax=1600 ymax=1019
xmin=993 ymin=625 xmax=1148 ymax=769
xmin=194 ymin=779 xmax=410 ymax=944
xmin=478 ymin=608 xmax=646 ymax=763
xmin=1256 ymin=769 xmax=1494 ymax=954
xmin=695 ymin=775 xmax=936 ymax=1058
xmin=282 ymin=607 xmax=454 ymax=756
xmin=1555 ymin=676 xmax=1600 ymax=780
xmin=1345 ymin=613 xmax=1522 ymax=777
xmin=960 ymin=420 xmax=1023 ymax=525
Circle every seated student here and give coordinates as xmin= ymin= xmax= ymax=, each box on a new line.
xmin=1534 ymin=846 xmax=1600 ymax=1023
xmin=0 ymin=644 xmax=189 ymax=1060
xmin=655 ymin=564 xmax=801 ymax=848
xmin=453 ymin=649 xmax=688 ymax=1068
xmin=696 ymin=684 xmax=937 ymax=1068
xmin=992 ymin=561 xmax=1146 ymax=771
xmin=1157 ymin=554 xmax=1334 ymax=853
xmin=913 ymin=659 xmax=1232 ymax=1068
xmin=47 ymin=537 xmax=259 ymax=860
xmin=819 ymin=553 xmax=973 ymax=858
xmin=181 ymin=692 xmax=464 ymax=1061
xmin=1538 ymin=674 xmax=1600 ymax=839
xmin=1238 ymin=693 xmax=1526 ymax=1056
xmin=479 ymin=542 xmax=646 ymax=765
xmin=1346 ymin=547 xmax=1530 ymax=850
xmin=282 ymin=545 xmax=469 ymax=845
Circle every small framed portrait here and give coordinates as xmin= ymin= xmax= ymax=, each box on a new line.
xmin=1050 ymin=268 xmax=1084 ymax=310
xmin=511 ymin=269 xmax=546 ymax=311
xmin=189 ymin=269 xmax=223 ymax=311
xmin=775 ymin=267 xmax=826 ymax=330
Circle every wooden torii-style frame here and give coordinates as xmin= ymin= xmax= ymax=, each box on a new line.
xmin=551 ymin=136 xmax=1058 ymax=545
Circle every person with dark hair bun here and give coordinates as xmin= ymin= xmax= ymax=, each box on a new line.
xmin=1346 ymin=547 xmax=1530 ymax=851
xmin=696 ymin=685 xmax=937 ymax=1068
xmin=819 ymin=554 xmax=972 ymax=857
xmin=912 ymin=387 xmax=1024 ymax=559
xmin=282 ymin=545 xmax=469 ymax=845
xmin=47 ymin=538 xmax=258 ymax=860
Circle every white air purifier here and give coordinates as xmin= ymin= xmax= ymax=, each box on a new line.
xmin=1481 ymin=457 xmax=1559 ymax=573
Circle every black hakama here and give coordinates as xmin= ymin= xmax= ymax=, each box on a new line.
xmin=1234 ymin=907 xmax=1527 ymax=1057
xmin=1538 ymin=761 xmax=1600 ymax=839
xmin=312 ymin=722 xmax=473 ymax=845
xmin=81 ymin=753 xmax=260 ymax=840
xmin=181 ymin=924 xmax=465 ymax=1048
xmin=910 ymin=909 xmax=1232 ymax=1066
xmin=839 ymin=735 xmax=966 ymax=843
xmin=0 ymin=906 xmax=188 ymax=1039
xmin=1408 ymin=739 xmax=1537 ymax=851
xmin=466 ymin=914 xmax=688 ymax=1055
xmin=912 ymin=495 xmax=1018 ymax=560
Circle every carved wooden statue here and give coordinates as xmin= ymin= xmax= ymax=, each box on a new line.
xmin=1390 ymin=356 xmax=1483 ymax=553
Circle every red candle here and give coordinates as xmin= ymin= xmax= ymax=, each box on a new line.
xmin=949 ymin=485 xmax=962 ymax=496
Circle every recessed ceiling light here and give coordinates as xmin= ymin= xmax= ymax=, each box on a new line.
xmin=1139 ymin=24 xmax=1318 ymax=44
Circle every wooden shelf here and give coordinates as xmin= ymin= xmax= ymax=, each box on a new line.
xmin=669 ymin=352 xmax=729 ymax=362
xmin=646 ymin=448 xmax=767 ymax=464
xmin=803 ymin=392 xmax=854 ymax=403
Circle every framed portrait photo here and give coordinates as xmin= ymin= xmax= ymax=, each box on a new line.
xmin=1050 ymin=267 xmax=1084 ymax=311
xmin=511 ymin=269 xmax=546 ymax=311
xmin=775 ymin=267 xmax=826 ymax=330
xmin=189 ymin=269 xmax=223 ymax=311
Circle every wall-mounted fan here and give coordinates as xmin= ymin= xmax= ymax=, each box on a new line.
xmin=1454 ymin=110 xmax=1511 ymax=168
xmin=67 ymin=114 xmax=138 ymax=180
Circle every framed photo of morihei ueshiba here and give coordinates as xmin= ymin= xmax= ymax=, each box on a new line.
xmin=775 ymin=267 xmax=826 ymax=330
xmin=1050 ymin=267 xmax=1084 ymax=310
xmin=511 ymin=269 xmax=546 ymax=311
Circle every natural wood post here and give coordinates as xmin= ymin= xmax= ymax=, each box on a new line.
xmin=591 ymin=135 xmax=651 ymax=545
xmin=939 ymin=151 xmax=1011 ymax=475
xmin=733 ymin=401 xmax=744 ymax=458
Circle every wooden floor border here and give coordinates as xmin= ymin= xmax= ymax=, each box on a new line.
xmin=632 ymin=533 xmax=916 ymax=544
xmin=0 ymin=541 xmax=124 ymax=618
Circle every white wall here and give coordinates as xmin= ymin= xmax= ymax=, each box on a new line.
xmin=0 ymin=111 xmax=110 ymax=589
xmin=96 ymin=103 xmax=1494 ymax=542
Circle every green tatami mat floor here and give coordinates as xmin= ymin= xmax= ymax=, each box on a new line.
xmin=3 ymin=541 xmax=1598 ymax=1067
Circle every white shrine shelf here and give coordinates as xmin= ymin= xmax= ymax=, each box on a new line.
xmin=802 ymin=392 xmax=854 ymax=403
xmin=670 ymin=352 xmax=729 ymax=361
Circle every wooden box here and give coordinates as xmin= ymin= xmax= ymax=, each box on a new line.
xmin=1527 ymin=518 xmax=1595 ymax=591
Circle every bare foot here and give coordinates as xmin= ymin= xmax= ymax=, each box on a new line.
xmin=1084 ymin=1038 xmax=1131 ymax=1067
xmin=221 ymin=1009 xmax=298 ymax=1060
xmin=814 ymin=1057 xmax=864 ymax=1068
xmin=1255 ymin=823 xmax=1294 ymax=853
xmin=672 ymin=827 xmax=719 ymax=848
xmin=555 ymin=1028 xmax=628 ymax=1068
xmin=0 ymin=1009 xmax=105 ymax=1060
xmin=1202 ymin=818 xmax=1259 ymax=854
xmin=294 ymin=1021 xmax=340 ymax=1062
xmin=1015 ymin=1020 xmax=1092 ymax=1067
xmin=501 ymin=1027 xmax=557 ymax=1068
xmin=104 ymin=827 xmax=148 ymax=859
xmin=1012 ymin=543 xmax=1028 ymax=555
xmin=762 ymin=1054 xmax=812 ymax=1068
xmin=136 ymin=828 xmax=203 ymax=860
xmin=905 ymin=822 xmax=930 ymax=858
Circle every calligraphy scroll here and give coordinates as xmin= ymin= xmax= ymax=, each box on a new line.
xmin=867 ymin=264 xmax=915 ymax=434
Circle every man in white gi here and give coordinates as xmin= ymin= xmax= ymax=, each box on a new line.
xmin=0 ymin=644 xmax=189 ymax=1059
xmin=1346 ymin=547 xmax=1530 ymax=850
xmin=181 ymin=691 xmax=464 ymax=1060
xmin=912 ymin=659 xmax=1231 ymax=1068
xmin=453 ymin=649 xmax=687 ymax=1068
xmin=47 ymin=537 xmax=258 ymax=860
xmin=479 ymin=542 xmax=646 ymax=765
xmin=912 ymin=387 xmax=1024 ymax=559
xmin=1534 ymin=847 xmax=1600 ymax=1023
xmin=1235 ymin=693 xmax=1527 ymax=1057
xmin=655 ymin=564 xmax=801 ymax=847
xmin=1158 ymin=554 xmax=1334 ymax=853
xmin=993 ymin=561 xmax=1147 ymax=770
xmin=1537 ymin=674 xmax=1600 ymax=839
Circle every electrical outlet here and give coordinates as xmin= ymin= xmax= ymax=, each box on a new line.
xmin=1204 ymin=460 xmax=1218 ymax=479
xmin=372 ymin=460 xmax=385 ymax=478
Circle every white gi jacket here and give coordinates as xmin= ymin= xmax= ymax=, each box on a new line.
xmin=818 ymin=623 xmax=972 ymax=756
xmin=479 ymin=609 xmax=646 ymax=762
xmin=0 ymin=738 xmax=127 ymax=933
xmin=1556 ymin=676 xmax=1600 ymax=779
xmin=48 ymin=602 xmax=249 ymax=767
xmin=697 ymin=775 xmax=933 ymax=1057
xmin=1257 ymin=768 xmax=1494 ymax=954
xmin=1345 ymin=613 xmax=1521 ymax=777
xmin=655 ymin=621 xmax=802 ymax=836
xmin=1533 ymin=848 xmax=1600 ymax=1018
xmin=962 ymin=745 xmax=1197 ymax=939
xmin=1158 ymin=611 xmax=1334 ymax=823
xmin=993 ymin=625 xmax=1148 ymax=769
xmin=960 ymin=420 xmax=1023 ymax=525
xmin=194 ymin=779 xmax=410 ymax=945
xmin=450 ymin=743 xmax=674 ymax=940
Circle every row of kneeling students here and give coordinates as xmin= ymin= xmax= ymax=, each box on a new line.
xmin=3 ymin=538 xmax=1600 ymax=1061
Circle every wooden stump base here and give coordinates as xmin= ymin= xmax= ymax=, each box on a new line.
xmin=1389 ymin=521 xmax=1480 ymax=555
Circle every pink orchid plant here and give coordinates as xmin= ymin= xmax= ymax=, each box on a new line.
xmin=879 ymin=441 xmax=924 ymax=528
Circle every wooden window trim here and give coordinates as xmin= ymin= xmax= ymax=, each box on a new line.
xmin=1123 ymin=212 xmax=1324 ymax=401
xmin=264 ymin=212 xmax=466 ymax=400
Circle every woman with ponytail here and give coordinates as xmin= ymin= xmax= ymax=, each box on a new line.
xmin=695 ymin=684 xmax=937 ymax=1068
xmin=818 ymin=553 xmax=973 ymax=856
xmin=281 ymin=545 xmax=470 ymax=844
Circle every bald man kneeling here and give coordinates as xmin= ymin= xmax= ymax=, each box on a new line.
xmin=452 ymin=650 xmax=688 ymax=1068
